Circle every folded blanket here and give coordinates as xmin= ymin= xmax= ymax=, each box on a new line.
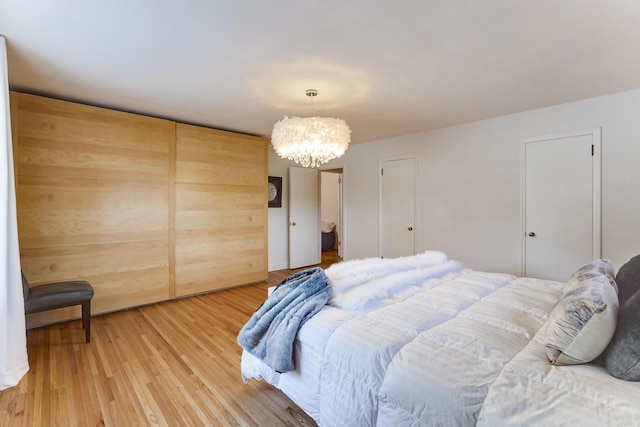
xmin=237 ymin=267 xmax=332 ymax=372
xmin=325 ymin=251 xmax=463 ymax=311
xmin=325 ymin=250 xmax=449 ymax=294
xmin=331 ymin=260 xmax=463 ymax=311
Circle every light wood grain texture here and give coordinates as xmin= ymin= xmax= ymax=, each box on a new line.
xmin=0 ymin=266 xmax=337 ymax=427
xmin=168 ymin=124 xmax=177 ymax=299
xmin=11 ymin=92 xmax=269 ymax=328
xmin=10 ymin=93 xmax=18 ymax=179
xmin=175 ymin=123 xmax=268 ymax=296
xmin=12 ymin=92 xmax=172 ymax=327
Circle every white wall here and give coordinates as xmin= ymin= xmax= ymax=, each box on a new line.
xmin=268 ymin=88 xmax=640 ymax=275
xmin=267 ymin=149 xmax=293 ymax=271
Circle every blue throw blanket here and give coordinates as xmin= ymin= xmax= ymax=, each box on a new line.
xmin=237 ymin=267 xmax=332 ymax=372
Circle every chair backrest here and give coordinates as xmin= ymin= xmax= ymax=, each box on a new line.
xmin=21 ymin=271 xmax=30 ymax=300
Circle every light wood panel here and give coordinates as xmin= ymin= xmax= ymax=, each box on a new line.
xmin=175 ymin=123 xmax=268 ymax=296
xmin=11 ymin=92 xmax=269 ymax=327
xmin=12 ymin=92 xmax=173 ymax=327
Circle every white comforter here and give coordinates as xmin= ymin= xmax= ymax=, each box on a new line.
xmin=241 ymin=253 xmax=640 ymax=426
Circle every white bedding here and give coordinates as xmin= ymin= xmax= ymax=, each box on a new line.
xmin=241 ymin=254 xmax=640 ymax=426
xmin=477 ymin=322 xmax=640 ymax=426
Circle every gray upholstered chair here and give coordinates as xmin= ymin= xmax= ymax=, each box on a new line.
xmin=22 ymin=272 xmax=94 ymax=343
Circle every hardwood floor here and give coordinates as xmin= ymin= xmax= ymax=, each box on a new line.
xmin=269 ymin=250 xmax=341 ymax=284
xmin=0 ymin=252 xmax=341 ymax=426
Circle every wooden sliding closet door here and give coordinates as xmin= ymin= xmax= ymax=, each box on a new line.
xmin=174 ymin=124 xmax=267 ymax=296
xmin=12 ymin=93 xmax=173 ymax=327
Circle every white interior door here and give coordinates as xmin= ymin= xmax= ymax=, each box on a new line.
xmin=380 ymin=157 xmax=416 ymax=258
xmin=522 ymin=129 xmax=601 ymax=281
xmin=289 ymin=167 xmax=320 ymax=269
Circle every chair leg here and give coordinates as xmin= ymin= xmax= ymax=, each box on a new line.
xmin=81 ymin=300 xmax=91 ymax=343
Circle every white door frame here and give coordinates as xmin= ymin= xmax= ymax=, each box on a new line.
xmin=379 ymin=155 xmax=418 ymax=258
xmin=520 ymin=128 xmax=601 ymax=277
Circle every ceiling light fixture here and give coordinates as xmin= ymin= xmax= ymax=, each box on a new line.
xmin=271 ymin=89 xmax=351 ymax=168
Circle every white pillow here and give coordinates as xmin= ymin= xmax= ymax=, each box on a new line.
xmin=566 ymin=258 xmax=617 ymax=291
xmin=545 ymin=274 xmax=619 ymax=365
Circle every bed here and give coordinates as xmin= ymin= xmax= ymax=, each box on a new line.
xmin=239 ymin=251 xmax=640 ymax=426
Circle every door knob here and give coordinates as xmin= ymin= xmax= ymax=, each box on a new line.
xmin=290 ymin=222 xmax=296 ymax=226
xmin=408 ymin=227 xmax=413 ymax=231
xmin=528 ymin=231 xmax=536 ymax=237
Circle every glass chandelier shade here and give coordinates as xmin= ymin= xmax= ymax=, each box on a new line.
xmin=270 ymin=90 xmax=351 ymax=168
xmin=271 ymin=116 xmax=351 ymax=168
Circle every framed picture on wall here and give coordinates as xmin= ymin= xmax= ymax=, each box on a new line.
xmin=268 ymin=176 xmax=282 ymax=208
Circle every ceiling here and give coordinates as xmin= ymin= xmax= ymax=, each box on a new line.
xmin=2 ymin=0 xmax=640 ymax=144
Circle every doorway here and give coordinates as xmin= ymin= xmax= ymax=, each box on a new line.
xmin=288 ymin=167 xmax=321 ymax=269
xmin=321 ymin=169 xmax=343 ymax=259
xmin=521 ymin=128 xmax=601 ymax=281
xmin=288 ymin=166 xmax=346 ymax=269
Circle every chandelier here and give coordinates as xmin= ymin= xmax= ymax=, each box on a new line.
xmin=271 ymin=89 xmax=351 ymax=168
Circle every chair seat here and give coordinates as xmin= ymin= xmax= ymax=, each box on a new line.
xmin=25 ymin=280 xmax=94 ymax=314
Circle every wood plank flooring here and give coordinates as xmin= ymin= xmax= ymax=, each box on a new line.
xmin=0 ymin=251 xmax=341 ymax=426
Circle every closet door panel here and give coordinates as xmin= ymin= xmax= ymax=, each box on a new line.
xmin=175 ymin=123 xmax=267 ymax=296
xmin=12 ymin=93 xmax=172 ymax=327
xmin=12 ymin=92 xmax=267 ymax=327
